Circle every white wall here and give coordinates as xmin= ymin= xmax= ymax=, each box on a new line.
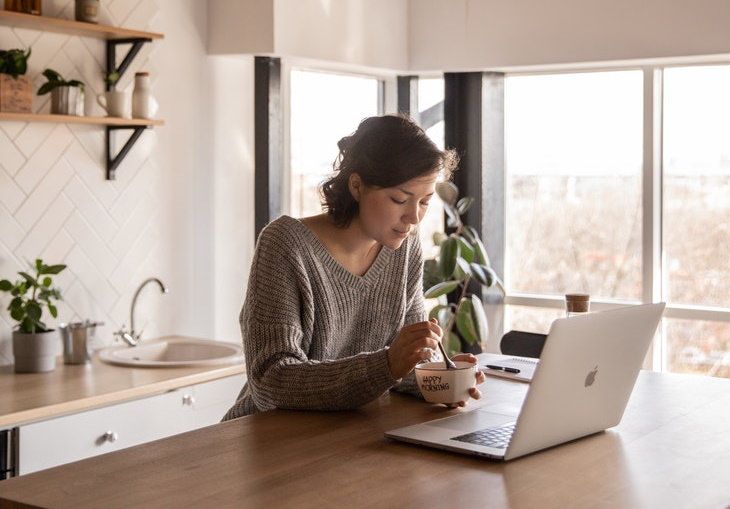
xmin=409 ymin=0 xmax=730 ymax=71
xmin=208 ymin=0 xmax=409 ymax=71
xmin=0 ymin=0 xmax=226 ymax=365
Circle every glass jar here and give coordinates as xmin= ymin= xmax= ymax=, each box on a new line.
xmin=75 ymin=0 xmax=99 ymax=23
xmin=565 ymin=294 xmax=590 ymax=318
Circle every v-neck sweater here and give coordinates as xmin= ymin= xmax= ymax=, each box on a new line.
xmin=223 ymin=215 xmax=426 ymax=419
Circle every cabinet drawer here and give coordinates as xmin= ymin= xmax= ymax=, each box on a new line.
xmin=186 ymin=374 xmax=246 ymax=428
xmin=19 ymin=389 xmax=185 ymax=475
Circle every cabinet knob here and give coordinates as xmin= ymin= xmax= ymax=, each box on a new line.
xmin=103 ymin=431 xmax=118 ymax=443
xmin=182 ymin=394 xmax=195 ymax=406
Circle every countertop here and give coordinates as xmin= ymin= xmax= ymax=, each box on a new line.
xmin=1 ymin=371 xmax=728 ymax=508
xmin=0 ymin=335 xmax=245 ymax=428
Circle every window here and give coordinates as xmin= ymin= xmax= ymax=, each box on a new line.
xmin=663 ymin=65 xmax=730 ymax=377
xmin=502 ymin=65 xmax=730 ymax=378
xmin=416 ymin=77 xmax=446 ymax=259
xmin=505 ymin=71 xmax=643 ymax=302
xmin=289 ymin=69 xmax=380 ymax=218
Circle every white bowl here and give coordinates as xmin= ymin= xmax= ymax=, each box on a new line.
xmin=414 ymin=361 xmax=476 ymax=404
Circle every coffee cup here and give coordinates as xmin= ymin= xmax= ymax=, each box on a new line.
xmin=415 ymin=361 xmax=477 ymax=404
xmin=97 ymin=90 xmax=129 ymax=118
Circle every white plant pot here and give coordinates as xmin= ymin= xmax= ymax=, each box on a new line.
xmin=12 ymin=330 xmax=58 ymax=373
xmin=50 ymin=86 xmax=84 ymax=116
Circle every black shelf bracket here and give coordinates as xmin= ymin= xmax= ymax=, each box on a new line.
xmin=105 ymin=37 xmax=152 ymax=91
xmin=103 ymin=37 xmax=155 ymax=179
xmin=106 ymin=125 xmax=149 ymax=180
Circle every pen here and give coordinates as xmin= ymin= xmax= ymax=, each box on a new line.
xmin=485 ymin=364 xmax=521 ymax=374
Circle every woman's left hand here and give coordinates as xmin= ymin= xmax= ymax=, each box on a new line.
xmin=445 ymin=353 xmax=486 ymax=408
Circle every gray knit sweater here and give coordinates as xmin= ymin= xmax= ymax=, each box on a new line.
xmin=222 ymin=215 xmax=426 ymax=420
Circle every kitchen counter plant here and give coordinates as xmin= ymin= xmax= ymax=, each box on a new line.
xmin=0 ymin=47 xmax=32 ymax=113
xmin=0 ymin=259 xmax=67 ymax=373
xmin=37 ymin=68 xmax=85 ymax=115
xmin=423 ymin=182 xmax=504 ymax=356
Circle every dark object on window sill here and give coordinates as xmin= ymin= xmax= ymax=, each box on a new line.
xmin=500 ymin=330 xmax=548 ymax=359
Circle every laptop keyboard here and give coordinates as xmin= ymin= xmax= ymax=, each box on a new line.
xmin=451 ymin=422 xmax=516 ymax=449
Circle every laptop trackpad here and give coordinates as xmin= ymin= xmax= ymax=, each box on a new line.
xmin=425 ymin=409 xmax=516 ymax=433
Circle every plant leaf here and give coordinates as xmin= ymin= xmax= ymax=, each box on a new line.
xmin=424 ymin=280 xmax=459 ymax=299
xmin=48 ymin=303 xmax=58 ymax=318
xmin=19 ymin=272 xmax=37 ymax=286
xmin=456 ymin=236 xmax=474 ymax=263
xmin=10 ymin=307 xmax=25 ymax=322
xmin=443 ymin=204 xmax=460 ymax=228
xmin=43 ymin=264 xmax=66 ymax=275
xmin=42 ymin=277 xmax=52 ymax=287
xmin=431 ymin=231 xmax=448 ymax=246
xmin=455 ymin=298 xmax=479 ymax=345
xmin=470 ymin=294 xmax=489 ymax=345
xmin=428 ymin=304 xmax=449 ymax=322
xmin=471 ymin=236 xmax=491 ymax=266
xmin=26 ymin=303 xmax=42 ymax=321
xmin=469 ymin=263 xmax=495 ymax=288
xmin=456 ymin=196 xmax=474 ymax=215
xmin=37 ymin=81 xmax=55 ymax=95
xmin=438 ymin=237 xmax=460 ymax=279
xmin=454 ymin=257 xmax=471 ymax=280
xmin=0 ymin=279 xmax=12 ymax=291
xmin=435 ymin=181 xmax=458 ymax=206
xmin=444 ymin=332 xmax=462 ymax=357
xmin=422 ymin=259 xmax=443 ymax=292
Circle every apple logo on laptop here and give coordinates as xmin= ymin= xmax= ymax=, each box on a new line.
xmin=584 ymin=366 xmax=598 ymax=387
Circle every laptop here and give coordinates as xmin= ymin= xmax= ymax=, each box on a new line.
xmin=385 ymin=302 xmax=665 ymax=461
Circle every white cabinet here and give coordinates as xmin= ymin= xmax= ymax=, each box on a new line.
xmin=17 ymin=374 xmax=245 ymax=475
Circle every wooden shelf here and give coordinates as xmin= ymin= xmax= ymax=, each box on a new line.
xmin=0 ymin=10 xmax=163 ymax=40
xmin=0 ymin=111 xmax=164 ymax=126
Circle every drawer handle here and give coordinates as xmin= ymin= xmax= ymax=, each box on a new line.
xmin=103 ymin=431 xmax=118 ymax=443
xmin=182 ymin=394 xmax=195 ymax=406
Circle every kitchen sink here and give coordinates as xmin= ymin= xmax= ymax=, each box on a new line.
xmin=98 ymin=336 xmax=243 ymax=368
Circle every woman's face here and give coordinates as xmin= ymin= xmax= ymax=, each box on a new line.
xmin=351 ymin=171 xmax=439 ymax=250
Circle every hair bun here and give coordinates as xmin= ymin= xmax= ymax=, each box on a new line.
xmin=337 ymin=135 xmax=352 ymax=152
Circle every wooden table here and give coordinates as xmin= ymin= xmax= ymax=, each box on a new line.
xmin=0 ymin=371 xmax=728 ymax=508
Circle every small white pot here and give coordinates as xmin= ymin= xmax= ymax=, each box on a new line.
xmin=12 ymin=330 xmax=58 ymax=373
xmin=51 ymin=86 xmax=84 ymax=116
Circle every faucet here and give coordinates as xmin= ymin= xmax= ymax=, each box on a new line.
xmin=115 ymin=277 xmax=169 ymax=346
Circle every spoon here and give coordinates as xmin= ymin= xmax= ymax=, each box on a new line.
xmin=437 ymin=340 xmax=457 ymax=370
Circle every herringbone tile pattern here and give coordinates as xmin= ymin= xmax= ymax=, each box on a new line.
xmin=0 ymin=0 xmax=165 ymax=365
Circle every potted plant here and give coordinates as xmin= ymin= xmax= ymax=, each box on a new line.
xmin=0 ymin=48 xmax=32 ymax=113
xmin=423 ymin=182 xmax=505 ymax=356
xmin=37 ymin=68 xmax=85 ymax=115
xmin=0 ymin=259 xmax=67 ymax=373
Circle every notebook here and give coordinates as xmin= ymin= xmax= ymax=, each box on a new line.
xmin=386 ymin=302 xmax=665 ymax=461
xmin=479 ymin=353 xmax=539 ymax=382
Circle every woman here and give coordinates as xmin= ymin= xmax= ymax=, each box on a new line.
xmin=223 ymin=115 xmax=484 ymax=420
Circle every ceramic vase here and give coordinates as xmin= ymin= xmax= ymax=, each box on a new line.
xmin=12 ymin=330 xmax=58 ymax=373
xmin=51 ymin=86 xmax=84 ymax=116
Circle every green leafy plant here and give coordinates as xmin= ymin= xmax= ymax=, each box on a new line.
xmin=0 ymin=48 xmax=31 ymax=78
xmin=423 ymin=182 xmax=505 ymax=355
xmin=0 ymin=259 xmax=67 ymax=334
xmin=104 ymin=70 xmax=120 ymax=88
xmin=37 ymin=68 xmax=84 ymax=96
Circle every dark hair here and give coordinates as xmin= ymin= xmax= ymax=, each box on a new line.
xmin=320 ymin=114 xmax=458 ymax=227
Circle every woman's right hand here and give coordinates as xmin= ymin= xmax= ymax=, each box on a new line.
xmin=387 ymin=318 xmax=442 ymax=380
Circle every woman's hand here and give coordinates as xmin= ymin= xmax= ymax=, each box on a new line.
xmin=387 ymin=319 xmax=442 ymax=380
xmin=445 ymin=353 xmax=486 ymax=408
